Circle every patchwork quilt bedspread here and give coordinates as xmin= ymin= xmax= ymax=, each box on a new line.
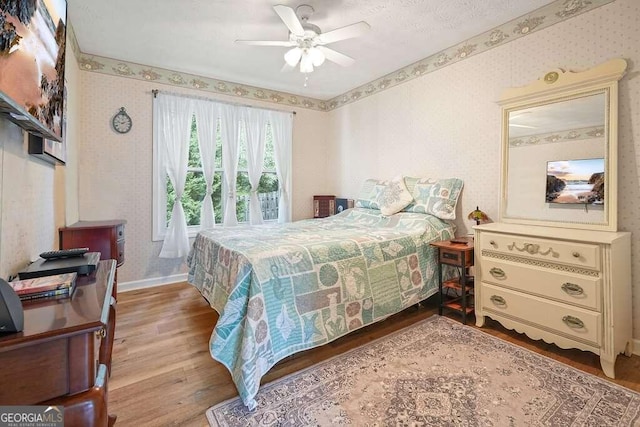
xmin=187 ymin=207 xmax=454 ymax=409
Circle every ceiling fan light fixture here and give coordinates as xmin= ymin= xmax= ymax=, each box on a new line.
xmin=300 ymin=52 xmax=314 ymax=73
xmin=238 ymin=4 xmax=370 ymax=76
xmin=284 ymin=47 xmax=303 ymax=66
xmin=308 ymin=47 xmax=325 ymax=67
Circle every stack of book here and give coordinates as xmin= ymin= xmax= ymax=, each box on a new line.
xmin=9 ymin=272 xmax=77 ymax=301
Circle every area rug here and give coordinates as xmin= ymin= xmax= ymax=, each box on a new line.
xmin=206 ymin=315 xmax=640 ymax=426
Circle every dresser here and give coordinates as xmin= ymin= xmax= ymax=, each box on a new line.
xmin=474 ymin=223 xmax=632 ymax=378
xmin=0 ymin=260 xmax=117 ymax=425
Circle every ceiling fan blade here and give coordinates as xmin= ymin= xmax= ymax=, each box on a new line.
xmin=273 ymin=5 xmax=305 ymax=37
xmin=317 ymin=46 xmax=355 ymax=67
xmin=235 ymin=40 xmax=295 ymax=47
xmin=316 ymin=21 xmax=370 ymax=44
xmin=281 ymin=63 xmax=296 ymax=73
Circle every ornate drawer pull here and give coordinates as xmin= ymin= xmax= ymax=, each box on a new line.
xmin=507 ymin=241 xmax=558 ymax=257
xmin=562 ymin=315 xmax=585 ymax=329
xmin=572 ymin=251 xmax=581 ymax=258
xmin=489 ymin=267 xmax=506 ymax=279
xmin=490 ymin=295 xmax=506 ymax=306
xmin=561 ymin=282 xmax=584 ymax=295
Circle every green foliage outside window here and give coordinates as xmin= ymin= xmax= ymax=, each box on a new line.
xmin=166 ymin=116 xmax=278 ymax=226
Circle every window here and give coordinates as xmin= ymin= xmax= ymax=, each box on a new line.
xmin=235 ymin=123 xmax=279 ymax=222
xmin=153 ymin=95 xmax=292 ymax=243
xmin=164 ymin=118 xmax=279 ymax=228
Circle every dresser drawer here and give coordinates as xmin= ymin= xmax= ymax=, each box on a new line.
xmin=480 ymin=232 xmax=600 ymax=270
xmin=480 ymin=283 xmax=601 ymax=346
xmin=481 ymin=258 xmax=601 ymax=311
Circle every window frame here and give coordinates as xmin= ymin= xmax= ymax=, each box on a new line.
xmin=152 ymin=108 xmax=288 ymax=241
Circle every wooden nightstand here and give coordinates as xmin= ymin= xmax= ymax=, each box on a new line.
xmin=430 ymin=237 xmax=474 ymax=324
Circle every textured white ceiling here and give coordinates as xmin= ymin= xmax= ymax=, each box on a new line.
xmin=68 ymin=0 xmax=554 ymax=99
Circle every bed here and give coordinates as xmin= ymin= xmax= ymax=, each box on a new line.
xmin=187 ymin=176 xmax=457 ymax=409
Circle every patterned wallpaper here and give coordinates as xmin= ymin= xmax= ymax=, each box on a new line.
xmin=0 ymin=121 xmax=57 ymax=278
xmin=70 ymin=0 xmax=614 ymax=113
xmin=325 ymin=0 xmax=640 ymax=337
xmin=77 ymin=72 xmax=329 ymax=285
xmin=70 ymin=0 xmax=640 ymax=341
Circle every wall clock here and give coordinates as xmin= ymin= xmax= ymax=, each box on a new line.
xmin=112 ymin=107 xmax=132 ymax=134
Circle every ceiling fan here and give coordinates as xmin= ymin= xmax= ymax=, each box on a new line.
xmin=236 ymin=4 xmax=370 ymax=73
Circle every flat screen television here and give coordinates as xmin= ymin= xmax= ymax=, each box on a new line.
xmin=546 ymin=158 xmax=605 ymax=205
xmin=0 ymin=0 xmax=67 ymax=142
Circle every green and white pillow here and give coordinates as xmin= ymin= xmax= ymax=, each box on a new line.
xmin=403 ymin=176 xmax=421 ymax=199
xmin=403 ymin=177 xmax=464 ymax=220
xmin=355 ymin=178 xmax=386 ymax=210
xmin=378 ymin=176 xmax=414 ymax=216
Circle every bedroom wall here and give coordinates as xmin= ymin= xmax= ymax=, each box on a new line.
xmin=77 ymin=72 xmax=329 ymax=284
xmin=0 ymin=38 xmax=81 ymax=279
xmin=326 ymin=0 xmax=640 ymax=338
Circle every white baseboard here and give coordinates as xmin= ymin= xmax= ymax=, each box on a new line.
xmin=634 ymin=339 xmax=640 ymax=357
xmin=118 ymin=273 xmax=188 ymax=292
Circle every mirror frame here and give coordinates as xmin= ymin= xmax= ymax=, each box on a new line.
xmin=499 ymin=58 xmax=627 ymax=232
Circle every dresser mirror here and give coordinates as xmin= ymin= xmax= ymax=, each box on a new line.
xmin=499 ymin=59 xmax=627 ymax=231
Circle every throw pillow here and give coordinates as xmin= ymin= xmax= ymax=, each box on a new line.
xmin=355 ymin=178 xmax=386 ymax=210
xmin=404 ymin=178 xmax=464 ymax=219
xmin=377 ymin=176 xmax=414 ymax=216
xmin=401 ymin=176 xmax=421 ymax=212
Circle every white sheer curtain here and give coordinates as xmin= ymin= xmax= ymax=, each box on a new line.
xmin=269 ymin=111 xmax=293 ymax=223
xmin=242 ymin=107 xmax=269 ymax=225
xmin=220 ymin=104 xmax=240 ymax=226
xmin=194 ymin=100 xmax=219 ymax=229
xmin=157 ymin=94 xmax=194 ymax=258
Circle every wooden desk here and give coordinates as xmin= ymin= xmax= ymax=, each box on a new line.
xmin=0 ymin=260 xmax=117 ymax=426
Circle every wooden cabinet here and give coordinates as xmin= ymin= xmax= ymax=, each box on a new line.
xmin=474 ymin=223 xmax=633 ymax=378
xmin=313 ymin=195 xmax=335 ymax=218
xmin=0 ymin=260 xmax=117 ymax=426
xmin=60 ymin=220 xmax=126 ymax=267
xmin=313 ymin=196 xmax=355 ymax=218
xmin=430 ymin=238 xmax=474 ymax=324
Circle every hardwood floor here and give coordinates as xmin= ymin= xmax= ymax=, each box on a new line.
xmin=109 ymin=282 xmax=640 ymax=426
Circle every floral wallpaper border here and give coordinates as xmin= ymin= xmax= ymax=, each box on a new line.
xmin=70 ymin=0 xmax=615 ymax=113
xmin=509 ymin=125 xmax=605 ymax=147
xmin=325 ymin=0 xmax=615 ymax=110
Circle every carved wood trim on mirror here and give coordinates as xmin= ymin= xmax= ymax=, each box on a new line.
xmin=499 ymin=58 xmax=626 ymax=231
